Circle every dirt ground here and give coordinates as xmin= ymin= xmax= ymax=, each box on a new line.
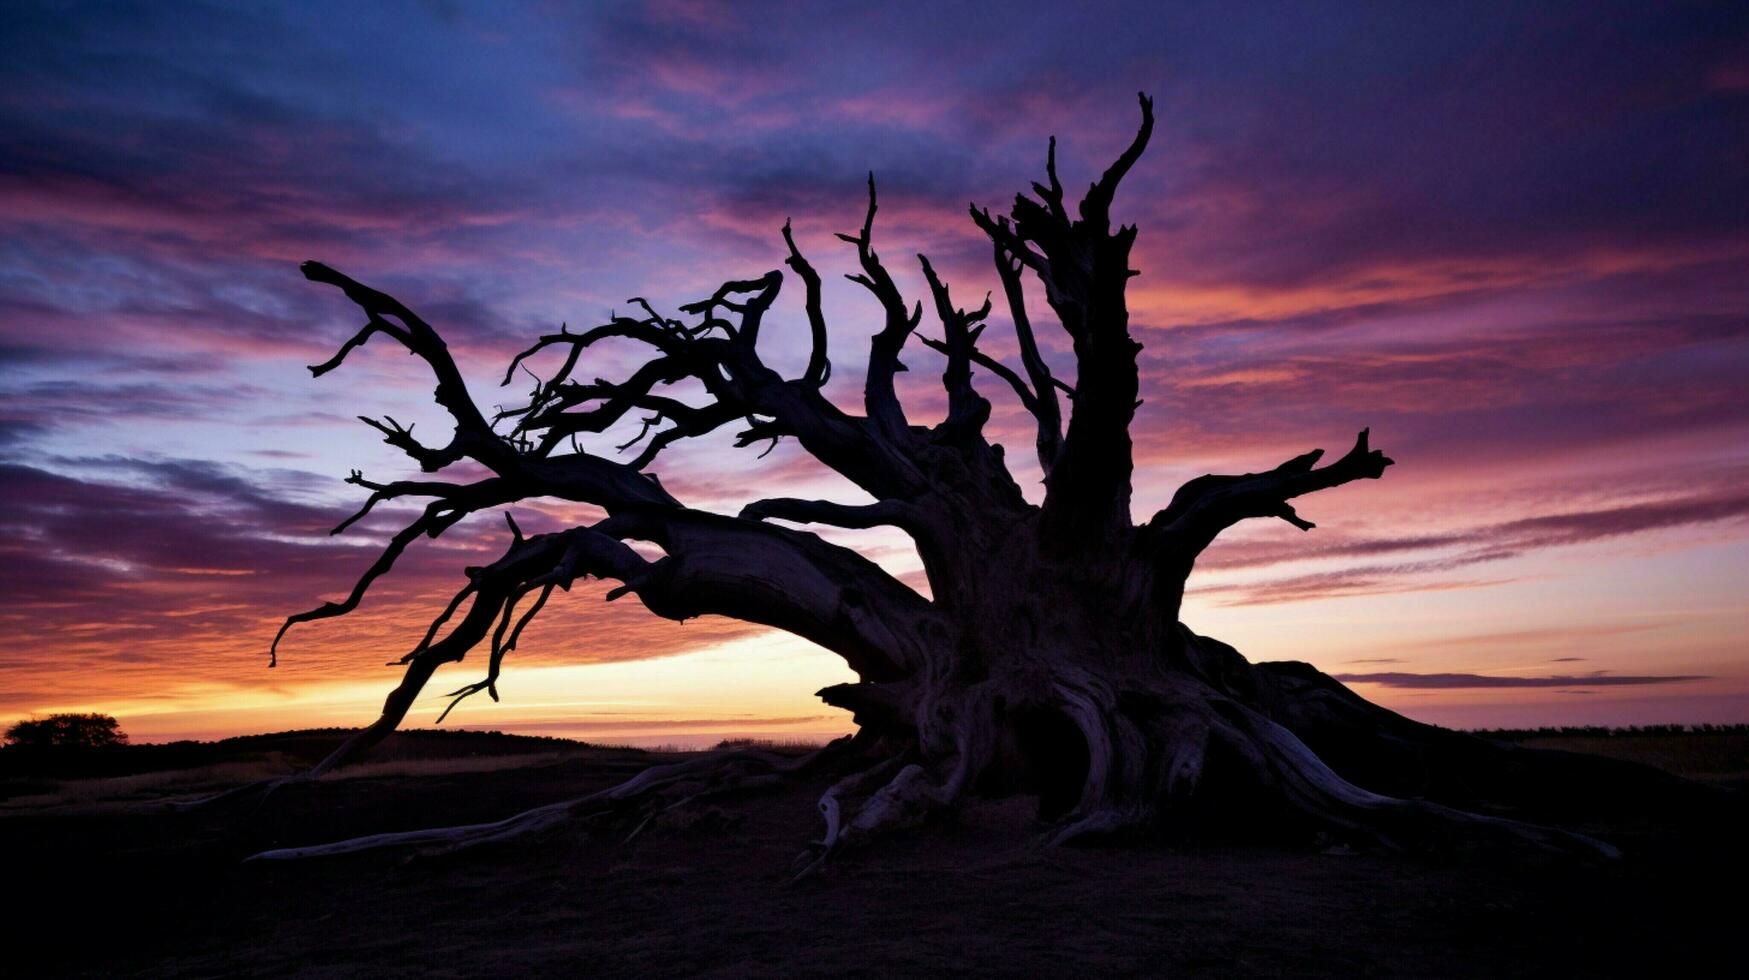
xmin=3 ymin=733 xmax=1743 ymax=978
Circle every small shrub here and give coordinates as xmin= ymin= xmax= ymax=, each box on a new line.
xmin=3 ymin=713 xmax=128 ymax=749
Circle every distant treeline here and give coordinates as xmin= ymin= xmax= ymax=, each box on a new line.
xmin=1473 ymin=723 xmax=1749 ymax=741
xmin=0 ymin=727 xmax=592 ymax=780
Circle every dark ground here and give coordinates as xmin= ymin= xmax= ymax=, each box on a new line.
xmin=2 ymin=730 xmax=1744 ymax=977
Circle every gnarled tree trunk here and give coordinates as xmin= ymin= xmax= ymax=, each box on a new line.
xmin=254 ymin=95 xmax=1625 ymax=863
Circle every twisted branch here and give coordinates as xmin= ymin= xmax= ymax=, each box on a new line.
xmin=1147 ymin=429 xmax=1396 ymax=559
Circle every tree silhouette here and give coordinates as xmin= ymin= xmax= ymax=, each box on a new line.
xmin=4 ymin=713 xmax=128 ymax=750
xmin=258 ymin=96 xmax=1618 ymax=863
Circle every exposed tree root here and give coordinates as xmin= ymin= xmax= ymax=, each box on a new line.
xmin=237 ymin=683 xmax=1633 ymax=870
xmin=245 ymin=740 xmax=863 ymax=862
xmin=1220 ymin=704 xmax=1621 ymax=860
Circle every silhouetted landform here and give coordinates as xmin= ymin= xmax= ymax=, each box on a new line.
xmin=1476 ymin=726 xmax=1749 ymax=790
xmin=2 ymin=730 xmax=1741 ymax=977
xmin=0 ymin=728 xmax=592 ymax=798
xmin=1334 ymin=671 xmax=1707 ymax=688
xmin=1474 ymin=723 xmax=1749 ymax=740
xmin=7 ymin=724 xmax=1740 ymax=784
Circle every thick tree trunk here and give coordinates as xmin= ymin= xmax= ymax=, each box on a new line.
xmin=811 ymin=550 xmax=1621 ymax=861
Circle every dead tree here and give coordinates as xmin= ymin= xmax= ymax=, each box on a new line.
xmin=255 ymin=96 xmax=1621 ymax=863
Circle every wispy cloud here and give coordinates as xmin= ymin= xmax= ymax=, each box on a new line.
xmin=1333 ymin=671 xmax=1708 ymax=689
xmin=1194 ymin=485 xmax=1749 ymax=604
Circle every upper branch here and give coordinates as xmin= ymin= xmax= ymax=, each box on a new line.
xmin=489 ymin=265 xmax=922 ymax=500
xmin=917 ymin=255 xmax=993 ymax=438
xmin=503 ymin=319 xmax=685 ymax=388
xmin=991 ymin=231 xmax=1063 ymax=471
xmin=916 ymin=334 xmax=1036 ymax=420
xmin=969 ymin=93 xmax=1156 ymax=549
xmin=739 ymin=497 xmax=914 ymax=531
xmin=1080 ymin=94 xmax=1156 ymax=233
xmin=1146 ymin=429 xmax=1395 ymax=560
xmin=782 ymin=221 xmax=832 ymax=387
xmin=330 ymin=470 xmax=479 ymax=534
xmin=840 ymin=175 xmax=923 ymax=441
xmin=270 ymin=476 xmax=515 ymax=664
xmin=302 ymin=261 xmax=511 ymax=472
xmin=288 ymin=259 xmax=946 ymax=684
xmin=678 ymin=270 xmax=783 ymax=351
xmin=515 ymin=356 xmax=694 ymax=456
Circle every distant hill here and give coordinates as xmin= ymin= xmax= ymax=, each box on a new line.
xmin=0 ymin=727 xmax=593 ymax=783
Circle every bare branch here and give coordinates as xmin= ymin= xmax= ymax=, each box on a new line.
xmin=1034 ymin=136 xmax=1068 ymax=224
xmin=309 ymin=313 xmax=409 ymax=377
xmin=968 ymin=205 xmax=1048 ymax=276
xmin=302 ymin=261 xmax=509 ymax=472
xmin=740 ymin=497 xmax=913 ymax=531
xmin=841 ymin=174 xmax=923 ymax=440
xmin=624 ymin=402 xmax=741 ymax=470
xmin=917 ymin=334 xmax=1036 ymax=417
xmin=1080 ymin=92 xmax=1156 ymax=229
xmin=1147 ymin=429 xmax=1396 ymax=557
xmin=296 ymin=523 xmax=643 ymax=774
xmin=782 ymin=220 xmax=831 ymax=387
xmin=331 ymin=471 xmax=469 ymax=535
xmin=917 ymin=255 xmax=992 ymax=437
xmin=436 ymin=579 xmax=555 ymax=724
xmin=502 ymin=320 xmax=685 ymax=389
xmin=677 ymin=271 xmax=782 ymax=349
xmin=518 ymin=357 xmax=693 ymax=456
xmin=270 ymin=478 xmax=514 ymax=665
xmin=992 ymin=230 xmax=1063 ymax=471
xmin=968 ymin=93 xmax=1158 ymax=549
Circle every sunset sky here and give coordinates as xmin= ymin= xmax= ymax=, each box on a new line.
xmin=2 ymin=1 xmax=1746 ymax=745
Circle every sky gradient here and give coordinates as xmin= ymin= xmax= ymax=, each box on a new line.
xmin=2 ymin=1 xmax=1747 ymax=745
